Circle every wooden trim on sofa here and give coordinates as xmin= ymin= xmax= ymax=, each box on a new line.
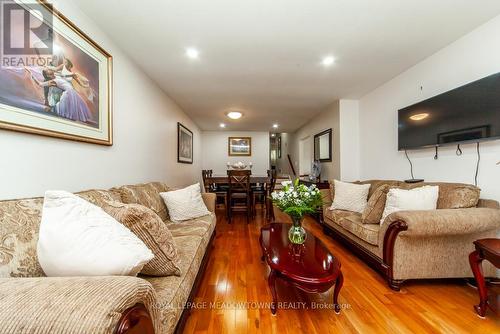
xmin=174 ymin=230 xmax=216 ymax=334
xmin=322 ymin=220 xmax=408 ymax=291
xmin=115 ymin=303 xmax=154 ymax=334
xmin=382 ymin=220 xmax=408 ymax=291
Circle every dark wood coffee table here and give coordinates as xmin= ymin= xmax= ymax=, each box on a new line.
xmin=469 ymin=238 xmax=500 ymax=317
xmin=259 ymin=223 xmax=343 ymax=314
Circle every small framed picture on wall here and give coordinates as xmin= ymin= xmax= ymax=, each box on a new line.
xmin=228 ymin=137 xmax=251 ymax=156
xmin=177 ymin=122 xmax=193 ymax=164
xmin=277 ymin=136 xmax=282 ymax=158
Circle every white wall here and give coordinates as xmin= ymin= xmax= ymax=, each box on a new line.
xmin=359 ymin=15 xmax=500 ymax=201
xmin=290 ymin=102 xmax=341 ymax=180
xmin=201 ymin=131 xmax=270 ymax=175
xmin=339 ymin=100 xmax=360 ymax=181
xmin=0 ymin=0 xmax=201 ymax=200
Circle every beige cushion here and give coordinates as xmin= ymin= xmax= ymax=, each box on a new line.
xmin=76 ymin=189 xmax=121 ymax=207
xmin=167 ymin=213 xmax=216 ymax=239
xmin=37 ymin=191 xmax=153 ymax=277
xmin=159 ymin=184 xmax=210 ymax=222
xmin=329 ymin=179 xmax=403 ymax=206
xmin=356 ymin=180 xmax=403 ymax=198
xmin=330 ymin=180 xmax=370 ymax=213
xmin=362 ymin=181 xmax=480 ymax=223
xmin=380 ymin=186 xmax=439 ymax=224
xmin=362 ymin=184 xmax=392 ymax=224
xmin=103 ymin=201 xmax=182 ymax=276
xmin=338 ymin=214 xmax=380 ymax=246
xmin=324 ymin=209 xmax=354 ymax=224
xmin=407 ymin=182 xmax=480 ymax=209
xmin=0 ymin=197 xmax=45 ymax=278
xmin=115 ymin=182 xmax=171 ymax=221
xmin=143 ymin=212 xmax=216 ymax=334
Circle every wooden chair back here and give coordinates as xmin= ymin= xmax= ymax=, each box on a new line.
xmin=267 ymin=169 xmax=277 ymax=194
xmin=202 ymin=169 xmax=213 ymax=192
xmin=227 ymin=170 xmax=251 ymax=194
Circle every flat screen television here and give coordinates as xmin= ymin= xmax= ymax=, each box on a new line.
xmin=398 ymin=72 xmax=500 ymax=150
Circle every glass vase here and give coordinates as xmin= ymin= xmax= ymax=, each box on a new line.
xmin=288 ymin=215 xmax=307 ymax=244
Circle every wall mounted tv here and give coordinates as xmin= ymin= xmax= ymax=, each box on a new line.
xmin=398 ymin=72 xmax=500 ymax=150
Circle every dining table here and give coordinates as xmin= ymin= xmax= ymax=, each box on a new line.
xmin=206 ymin=175 xmax=270 ymax=185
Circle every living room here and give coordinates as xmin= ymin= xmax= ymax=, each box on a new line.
xmin=0 ymin=1 xmax=499 ymax=333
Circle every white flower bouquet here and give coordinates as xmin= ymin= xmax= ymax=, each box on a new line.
xmin=271 ymin=179 xmax=323 ymax=219
xmin=271 ymin=179 xmax=322 ymax=243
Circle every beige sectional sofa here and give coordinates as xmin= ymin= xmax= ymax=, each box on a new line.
xmin=320 ymin=180 xmax=500 ymax=290
xmin=0 ymin=182 xmax=216 ymax=334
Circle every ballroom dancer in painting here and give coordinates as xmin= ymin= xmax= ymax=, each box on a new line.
xmin=44 ymin=55 xmax=64 ymax=107
xmin=48 ymin=58 xmax=95 ymax=102
xmin=27 ymin=68 xmax=93 ymax=124
xmin=41 ymin=68 xmax=63 ymax=113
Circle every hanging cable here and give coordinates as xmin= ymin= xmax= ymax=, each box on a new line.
xmin=456 ymin=144 xmax=463 ymax=156
xmin=405 ymin=149 xmax=414 ymax=179
xmin=474 ymin=142 xmax=480 ymax=186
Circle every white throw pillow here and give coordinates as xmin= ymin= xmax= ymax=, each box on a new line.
xmin=380 ymin=185 xmax=439 ymax=224
xmin=37 ymin=191 xmax=153 ymax=277
xmin=330 ymin=180 xmax=371 ymax=213
xmin=160 ymin=183 xmax=210 ymax=222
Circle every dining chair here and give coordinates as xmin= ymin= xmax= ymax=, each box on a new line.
xmin=267 ymin=169 xmax=277 ymax=221
xmin=201 ymin=170 xmax=211 ymax=192
xmin=251 ymin=171 xmax=269 ymax=218
xmin=227 ymin=169 xmax=251 ymax=224
xmin=203 ymin=169 xmax=228 ymax=213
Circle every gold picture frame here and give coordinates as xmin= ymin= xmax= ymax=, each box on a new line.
xmin=228 ymin=137 xmax=252 ymax=156
xmin=0 ymin=0 xmax=113 ymax=145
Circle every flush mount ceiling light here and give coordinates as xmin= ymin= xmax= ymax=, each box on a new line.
xmin=273 ymin=124 xmax=279 ymax=128
xmin=322 ymin=55 xmax=335 ymax=66
xmin=219 ymin=123 xmax=226 ymax=128
xmin=185 ymin=47 xmax=199 ymax=59
xmin=409 ymin=113 xmax=429 ymax=121
xmin=226 ymin=111 xmax=242 ymax=120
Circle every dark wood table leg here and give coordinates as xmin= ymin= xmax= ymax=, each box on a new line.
xmin=268 ymin=269 xmax=278 ymax=315
xmin=469 ymin=249 xmax=488 ymax=317
xmin=333 ymin=271 xmax=343 ymax=314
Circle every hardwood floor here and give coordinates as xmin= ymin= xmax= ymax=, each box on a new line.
xmin=183 ymin=207 xmax=499 ymax=334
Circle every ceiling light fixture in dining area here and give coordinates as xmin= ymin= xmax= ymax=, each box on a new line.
xmin=322 ymin=55 xmax=335 ymax=66
xmin=226 ymin=111 xmax=243 ymax=120
xmin=185 ymin=47 xmax=199 ymax=59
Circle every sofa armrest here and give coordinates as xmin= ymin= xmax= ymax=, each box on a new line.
xmin=477 ymin=198 xmax=500 ymax=209
xmin=320 ymin=188 xmax=333 ymax=210
xmin=202 ymin=192 xmax=216 ymax=213
xmin=382 ymin=208 xmax=500 ymax=238
xmin=0 ymin=276 xmax=158 ymax=334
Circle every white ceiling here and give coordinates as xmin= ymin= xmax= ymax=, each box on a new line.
xmin=73 ymin=0 xmax=500 ymax=132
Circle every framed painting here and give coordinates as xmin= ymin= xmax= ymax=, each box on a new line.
xmin=177 ymin=122 xmax=193 ymax=164
xmin=277 ymin=136 xmax=282 ymax=158
xmin=228 ymin=137 xmax=251 ymax=156
xmin=0 ymin=0 xmax=113 ymax=145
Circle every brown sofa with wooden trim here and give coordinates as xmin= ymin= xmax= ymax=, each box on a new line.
xmin=320 ymin=180 xmax=500 ymax=290
xmin=0 ymin=182 xmax=216 ymax=334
